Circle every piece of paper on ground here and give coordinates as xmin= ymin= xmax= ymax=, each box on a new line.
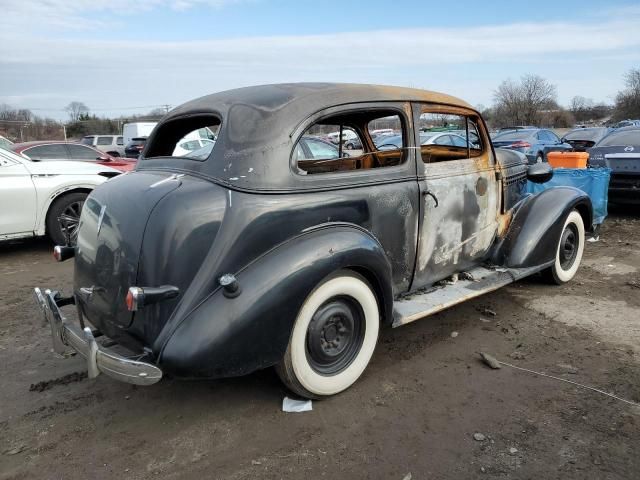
xmin=282 ymin=396 xmax=313 ymax=413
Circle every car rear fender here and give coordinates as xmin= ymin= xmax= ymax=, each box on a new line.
xmin=155 ymin=224 xmax=393 ymax=379
xmin=491 ymin=186 xmax=592 ymax=268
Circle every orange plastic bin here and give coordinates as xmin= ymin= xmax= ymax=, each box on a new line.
xmin=547 ymin=151 xmax=588 ymax=169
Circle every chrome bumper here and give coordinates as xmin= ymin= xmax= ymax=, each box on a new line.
xmin=34 ymin=288 xmax=162 ymax=386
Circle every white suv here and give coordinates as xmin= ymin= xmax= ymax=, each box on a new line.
xmin=81 ymin=135 xmax=125 ymax=157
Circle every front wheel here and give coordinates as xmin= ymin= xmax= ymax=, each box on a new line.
xmin=543 ymin=210 xmax=585 ymax=284
xmin=276 ymin=271 xmax=380 ymax=399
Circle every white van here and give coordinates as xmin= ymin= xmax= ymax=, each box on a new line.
xmin=123 ymin=122 xmax=157 ymax=146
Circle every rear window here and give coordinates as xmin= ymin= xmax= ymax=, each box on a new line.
xmin=493 ymin=131 xmax=533 ymax=141
xmin=596 ymin=130 xmax=640 ymax=147
xmin=565 ymin=129 xmax=604 ymax=141
xmin=143 ymin=115 xmax=221 ymax=161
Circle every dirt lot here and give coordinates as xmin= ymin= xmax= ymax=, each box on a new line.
xmin=1 ymin=207 xmax=639 ymax=480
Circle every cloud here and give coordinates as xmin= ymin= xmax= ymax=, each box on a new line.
xmin=0 ymin=3 xmax=638 ymax=118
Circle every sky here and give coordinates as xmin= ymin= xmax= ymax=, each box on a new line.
xmin=1 ymin=0 xmax=640 ymax=121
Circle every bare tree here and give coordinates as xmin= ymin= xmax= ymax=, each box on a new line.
xmin=493 ymin=74 xmax=557 ymax=127
xmin=65 ymin=101 xmax=89 ymax=122
xmin=613 ymin=68 xmax=640 ymax=121
xmin=569 ymin=96 xmax=594 ymax=123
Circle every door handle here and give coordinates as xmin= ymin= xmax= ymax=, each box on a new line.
xmin=423 ymin=190 xmax=438 ymax=207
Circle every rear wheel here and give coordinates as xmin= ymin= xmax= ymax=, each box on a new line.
xmin=46 ymin=192 xmax=87 ymax=245
xmin=543 ymin=210 xmax=585 ymax=284
xmin=276 ymin=271 xmax=380 ymax=399
xmin=107 ymin=151 xmax=120 ymax=157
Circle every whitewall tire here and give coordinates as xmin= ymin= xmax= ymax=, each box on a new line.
xmin=277 ymin=271 xmax=380 ymax=398
xmin=544 ymin=210 xmax=585 ymax=284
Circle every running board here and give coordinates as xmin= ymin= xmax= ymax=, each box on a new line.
xmin=392 ymin=265 xmax=542 ymax=327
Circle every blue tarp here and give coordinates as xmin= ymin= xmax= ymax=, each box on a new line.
xmin=525 ymin=168 xmax=611 ymax=224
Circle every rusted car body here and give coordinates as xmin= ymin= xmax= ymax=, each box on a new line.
xmin=35 ymin=83 xmax=592 ymax=398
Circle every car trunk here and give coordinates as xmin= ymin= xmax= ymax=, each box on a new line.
xmin=74 ymin=172 xmax=185 ymax=331
xmin=588 ymin=145 xmax=640 ymax=173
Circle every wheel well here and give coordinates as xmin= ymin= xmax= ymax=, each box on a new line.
xmin=345 ymin=266 xmax=390 ymax=326
xmin=45 ymin=188 xmax=92 ymax=232
xmin=573 ymin=201 xmax=593 ymax=233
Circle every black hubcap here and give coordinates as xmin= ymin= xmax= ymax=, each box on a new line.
xmin=306 ymin=296 xmax=365 ymax=375
xmin=559 ymin=223 xmax=579 ymax=270
xmin=58 ymin=200 xmax=84 ymax=244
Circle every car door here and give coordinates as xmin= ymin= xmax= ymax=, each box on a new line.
xmin=0 ymin=150 xmax=37 ymax=237
xmin=412 ymin=103 xmax=500 ymax=288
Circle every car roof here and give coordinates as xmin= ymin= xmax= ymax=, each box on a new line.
xmin=140 ymin=82 xmax=476 ymax=191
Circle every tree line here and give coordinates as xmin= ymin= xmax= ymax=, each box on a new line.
xmin=2 ymin=68 xmax=639 ymax=143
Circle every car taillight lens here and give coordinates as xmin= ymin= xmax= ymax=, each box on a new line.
xmin=126 ymin=287 xmax=144 ymax=311
xmin=510 ymin=141 xmax=531 ymax=148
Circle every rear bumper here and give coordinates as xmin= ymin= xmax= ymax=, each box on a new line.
xmin=34 ymin=288 xmax=162 ymax=386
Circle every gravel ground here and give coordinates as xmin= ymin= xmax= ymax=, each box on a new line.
xmin=1 ymin=206 xmax=639 ymax=480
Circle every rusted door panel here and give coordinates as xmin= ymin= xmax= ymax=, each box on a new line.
xmin=413 ymin=159 xmax=499 ymax=288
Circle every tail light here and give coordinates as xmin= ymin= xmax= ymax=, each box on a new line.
xmin=509 ymin=141 xmax=531 ymax=149
xmin=126 ymin=287 xmax=144 ymax=311
xmin=53 ymin=245 xmax=75 ymax=262
xmin=125 ymin=285 xmax=179 ymax=311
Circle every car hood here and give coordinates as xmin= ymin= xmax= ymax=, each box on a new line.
xmin=22 ymin=160 xmax=122 ymax=176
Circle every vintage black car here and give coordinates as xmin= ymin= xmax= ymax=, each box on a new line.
xmin=35 ymin=83 xmax=593 ymax=398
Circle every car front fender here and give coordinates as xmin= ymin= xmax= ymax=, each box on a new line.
xmin=155 ymin=224 xmax=393 ymax=379
xmin=491 ymin=186 xmax=592 ymax=269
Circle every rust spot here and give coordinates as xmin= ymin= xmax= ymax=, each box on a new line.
xmin=497 ymin=210 xmax=513 ymax=238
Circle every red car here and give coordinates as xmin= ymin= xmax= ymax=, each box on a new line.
xmin=11 ymin=141 xmax=136 ymax=172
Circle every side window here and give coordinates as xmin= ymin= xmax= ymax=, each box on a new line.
xmin=418 ymin=109 xmax=485 ymax=163
xmin=97 ymin=136 xmax=113 ymax=146
xmin=295 ymin=110 xmax=405 ymax=175
xmin=68 ymin=144 xmax=100 ymax=161
xmin=546 ymin=131 xmax=560 ymax=143
xmin=117 ymin=136 xmax=124 ymax=145
xmin=23 ymin=144 xmax=69 ymax=160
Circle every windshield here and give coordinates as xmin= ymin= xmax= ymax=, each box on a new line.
xmin=180 ymin=141 xmax=215 ymax=160
xmin=596 ymin=129 xmax=640 ymax=147
xmin=493 ymin=131 xmax=534 ymax=141
xmin=565 ymin=128 xmax=606 ymax=141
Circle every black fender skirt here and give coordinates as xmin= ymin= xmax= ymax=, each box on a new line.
xmin=155 ymin=224 xmax=392 ymax=379
xmin=491 ymin=186 xmax=593 ymax=269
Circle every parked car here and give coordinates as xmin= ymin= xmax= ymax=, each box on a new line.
xmin=612 ymin=119 xmax=640 ymax=129
xmin=374 ymin=132 xmax=469 ymax=150
xmin=123 ymin=122 xmax=157 ymax=146
xmin=491 ymin=128 xmax=572 ymax=163
xmin=587 ymin=126 xmax=640 ymax=204
xmin=173 ymin=138 xmax=215 ymax=156
xmin=343 ymin=136 xmax=362 ymax=150
xmin=35 ymin=83 xmax=592 ymax=399
xmin=561 ymin=127 xmax=610 ymax=151
xmin=293 ymin=135 xmax=347 ymax=164
xmin=0 ymin=135 xmax=13 ymax=150
xmin=0 ymin=147 xmax=120 ymax=244
xmin=124 ymin=137 xmax=147 ymax=158
xmin=81 ymin=135 xmax=125 ymax=157
xmin=11 ymin=141 xmax=136 ymax=172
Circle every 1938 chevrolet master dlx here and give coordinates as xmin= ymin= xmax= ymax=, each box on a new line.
xmin=35 ymin=83 xmax=592 ymax=398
